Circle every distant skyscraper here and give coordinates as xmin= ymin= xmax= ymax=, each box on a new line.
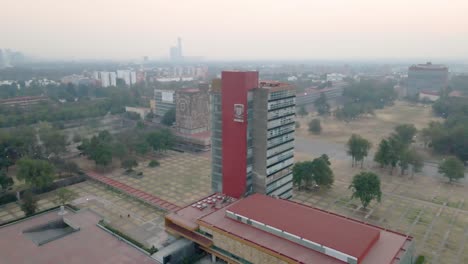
xmin=211 ymin=71 xmax=296 ymax=199
xmin=169 ymin=37 xmax=183 ymax=61
xmin=0 ymin=49 xmax=4 ymax=69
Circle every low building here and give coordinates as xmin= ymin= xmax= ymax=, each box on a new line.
xmin=0 ymin=207 xmax=157 ymax=264
xmin=0 ymin=95 xmax=48 ymax=107
xmin=418 ymin=90 xmax=440 ymax=102
xmin=165 ymin=194 xmax=414 ymax=264
xmin=125 ymin=106 xmax=152 ymax=120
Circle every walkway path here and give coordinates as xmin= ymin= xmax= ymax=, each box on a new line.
xmin=85 ymin=171 xmax=181 ymax=212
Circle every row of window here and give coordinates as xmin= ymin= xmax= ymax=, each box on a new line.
xmin=266 ymin=173 xmax=293 ymax=193
xmin=267 ymin=115 xmax=295 ymax=129
xmin=268 ymin=90 xmax=295 ymax=101
xmin=268 ymin=97 xmax=296 ymax=111
xmin=266 ymin=157 xmax=294 ymax=176
xmin=267 ymin=150 xmax=294 ymax=167
xmin=267 ymin=132 xmax=294 ymax=149
xmin=267 ymin=123 xmax=295 ymax=139
xmin=268 ymin=106 xmax=296 ymax=120
xmin=267 ymin=142 xmax=294 ymax=158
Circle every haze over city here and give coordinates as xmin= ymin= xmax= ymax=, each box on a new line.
xmin=2 ymin=0 xmax=468 ymax=60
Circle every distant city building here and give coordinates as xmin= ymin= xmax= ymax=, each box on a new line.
xmin=211 ymin=71 xmax=296 ymax=199
xmin=99 ymin=72 xmax=111 ymax=87
xmin=407 ymin=62 xmax=449 ymax=97
xmin=109 ymin=72 xmax=117 ymax=86
xmin=165 ymin=193 xmax=415 ymax=264
xmin=116 ymin=70 xmax=136 ymax=86
xmin=326 ymin=73 xmax=346 ymax=82
xmin=296 ymin=85 xmax=344 ymax=106
xmin=154 ymin=89 xmax=176 ymax=117
xmin=61 ymin=74 xmax=94 ymax=87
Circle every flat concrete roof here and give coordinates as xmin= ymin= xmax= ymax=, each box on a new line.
xmin=0 ymin=209 xmax=156 ymax=264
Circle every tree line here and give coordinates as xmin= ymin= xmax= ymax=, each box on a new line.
xmin=421 ymin=97 xmax=468 ymax=163
xmin=336 ymin=79 xmax=397 ymax=121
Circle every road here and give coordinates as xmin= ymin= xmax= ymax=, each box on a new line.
xmin=295 ymin=136 xmax=467 ymax=183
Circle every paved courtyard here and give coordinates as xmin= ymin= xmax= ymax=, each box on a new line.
xmin=292 ymin=157 xmax=468 ymax=264
xmin=101 ymin=151 xmax=212 ymax=207
xmin=0 ymin=181 xmax=170 ymax=249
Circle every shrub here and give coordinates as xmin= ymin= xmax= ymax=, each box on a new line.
xmin=415 ymin=255 xmax=425 ymax=264
xmin=148 ymin=160 xmax=160 ymax=167
xmin=0 ymin=193 xmax=17 ymax=206
xmin=308 ymin=119 xmax=322 ymax=134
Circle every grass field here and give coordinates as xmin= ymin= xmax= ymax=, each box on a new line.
xmin=296 ymin=100 xmax=442 ymax=146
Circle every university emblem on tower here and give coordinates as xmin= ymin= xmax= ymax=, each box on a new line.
xmin=234 ymin=104 xmax=244 ymax=122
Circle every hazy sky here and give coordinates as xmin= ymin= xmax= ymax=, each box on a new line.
xmin=2 ymin=0 xmax=468 ymax=60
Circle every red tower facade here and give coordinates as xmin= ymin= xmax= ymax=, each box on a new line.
xmin=220 ymin=71 xmax=258 ymax=198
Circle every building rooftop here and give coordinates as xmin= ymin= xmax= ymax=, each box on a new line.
xmin=409 ymin=62 xmax=448 ymax=71
xmin=178 ymin=88 xmax=200 ymax=93
xmin=0 ymin=208 xmax=157 ymax=264
xmin=259 ymin=80 xmax=294 ymax=91
xmin=198 ymin=194 xmax=412 ymax=264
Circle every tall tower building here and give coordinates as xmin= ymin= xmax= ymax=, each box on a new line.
xmin=211 ymin=71 xmax=296 ymax=199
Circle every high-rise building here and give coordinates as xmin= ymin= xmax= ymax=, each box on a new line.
xmin=99 ymin=72 xmax=110 ymax=87
xmin=211 ymin=71 xmax=296 ymax=199
xmin=116 ymin=70 xmax=136 ymax=86
xmin=251 ymin=80 xmax=296 ymax=199
xmin=109 ymin=72 xmax=117 ymax=87
xmin=407 ymin=62 xmax=449 ymax=96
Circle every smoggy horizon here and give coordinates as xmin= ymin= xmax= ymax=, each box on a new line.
xmin=2 ymin=0 xmax=468 ymax=61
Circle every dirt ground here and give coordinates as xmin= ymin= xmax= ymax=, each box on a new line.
xmin=296 ymin=100 xmax=442 ymax=146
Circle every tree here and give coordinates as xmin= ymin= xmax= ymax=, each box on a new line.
xmin=399 ymin=148 xmax=424 ymax=176
xmin=38 ymin=123 xmax=67 ymax=157
xmin=308 ymin=119 xmax=322 ymax=134
xmin=292 ymin=154 xmax=334 ymax=190
xmin=122 ymin=158 xmax=138 ymax=172
xmin=393 ymin=124 xmax=417 ymax=146
xmin=311 ymin=154 xmax=334 ymax=188
xmin=386 ymin=136 xmax=405 ymax=175
xmin=161 ymin=108 xmax=176 ymax=126
xmin=297 ymin=105 xmax=308 ymax=117
xmin=54 ymin=188 xmax=77 ymax=205
xmin=16 ymin=158 xmax=55 ymax=189
xmin=21 ymin=191 xmax=38 ymax=216
xmin=349 ymin=172 xmax=382 ymax=209
xmin=374 ymin=139 xmax=391 ymax=168
xmin=314 ymin=93 xmax=330 ymax=116
xmin=346 ymin=134 xmax=371 ymax=168
xmin=0 ymin=170 xmax=13 ymax=191
xmin=438 ymin=157 xmax=465 ymax=183
xmin=91 ymin=142 xmax=113 ymax=167
xmin=146 ymin=129 xmax=175 ymax=153
xmin=112 ymin=142 xmax=128 ymax=160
